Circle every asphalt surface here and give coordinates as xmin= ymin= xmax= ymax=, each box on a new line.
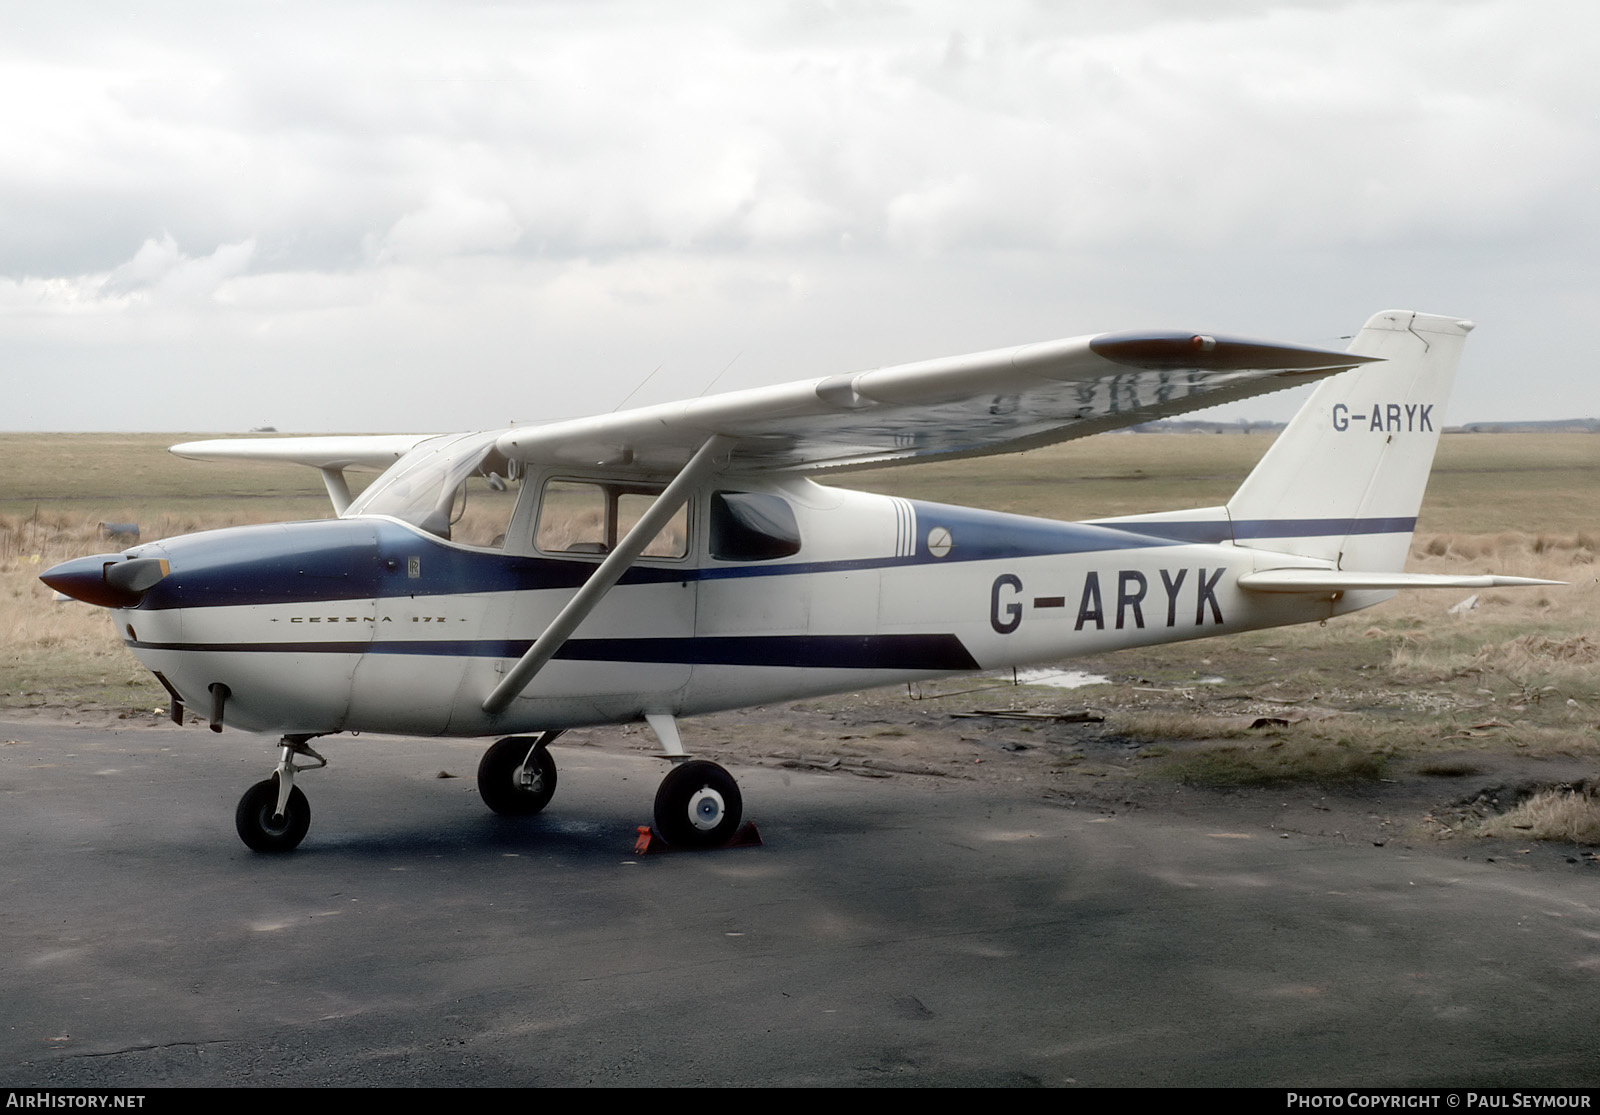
xmin=3 ymin=715 xmax=1599 ymax=1087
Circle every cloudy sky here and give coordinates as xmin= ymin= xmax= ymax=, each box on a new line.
xmin=2 ymin=0 xmax=1595 ymax=433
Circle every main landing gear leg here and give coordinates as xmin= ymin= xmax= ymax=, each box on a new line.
xmin=235 ymin=735 xmax=326 ymax=853
xmin=645 ymin=713 xmax=745 ymax=850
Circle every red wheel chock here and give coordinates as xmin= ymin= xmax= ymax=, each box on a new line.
xmin=632 ymin=822 xmax=762 ymax=854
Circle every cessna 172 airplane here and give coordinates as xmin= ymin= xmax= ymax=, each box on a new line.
xmin=42 ymin=309 xmax=1557 ymax=853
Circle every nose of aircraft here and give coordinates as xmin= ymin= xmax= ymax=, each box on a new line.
xmin=40 ymin=553 xmax=170 ymax=609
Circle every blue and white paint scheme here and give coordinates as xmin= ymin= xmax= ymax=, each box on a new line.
xmin=41 ymin=310 xmax=1557 ymax=852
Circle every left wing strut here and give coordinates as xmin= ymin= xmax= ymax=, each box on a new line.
xmin=481 ymin=435 xmax=734 ymax=716
xmin=319 ymin=468 xmax=353 ymax=516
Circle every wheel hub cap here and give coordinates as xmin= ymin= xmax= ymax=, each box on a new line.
xmin=688 ymin=787 xmax=725 ymax=831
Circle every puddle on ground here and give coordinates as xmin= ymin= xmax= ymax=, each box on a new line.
xmin=1011 ymin=669 xmax=1227 ymax=690
xmin=1013 ymin=668 xmax=1110 ymax=690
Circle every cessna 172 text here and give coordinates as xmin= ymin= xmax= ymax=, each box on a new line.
xmin=42 ymin=310 xmax=1557 ymax=852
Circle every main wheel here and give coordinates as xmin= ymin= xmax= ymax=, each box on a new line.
xmin=653 ymin=760 xmax=742 ymax=849
xmin=478 ymin=736 xmax=558 ymax=816
xmin=235 ymin=778 xmax=311 ymax=853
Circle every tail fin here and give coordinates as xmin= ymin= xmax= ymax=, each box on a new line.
xmin=1225 ymin=310 xmax=1473 ymax=573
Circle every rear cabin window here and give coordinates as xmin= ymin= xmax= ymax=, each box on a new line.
xmin=710 ymin=491 xmax=801 ymax=562
xmin=535 ymin=480 xmax=688 ymax=559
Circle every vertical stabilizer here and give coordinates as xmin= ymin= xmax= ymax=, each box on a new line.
xmin=1225 ymin=310 xmax=1473 ymax=572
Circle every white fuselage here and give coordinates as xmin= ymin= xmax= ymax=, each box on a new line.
xmin=111 ymin=475 xmax=1364 ymax=739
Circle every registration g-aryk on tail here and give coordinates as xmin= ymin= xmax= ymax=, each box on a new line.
xmin=41 ymin=310 xmax=1558 ymax=852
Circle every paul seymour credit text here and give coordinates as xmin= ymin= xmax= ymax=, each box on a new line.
xmin=1288 ymin=1097 xmax=1591 ymax=1109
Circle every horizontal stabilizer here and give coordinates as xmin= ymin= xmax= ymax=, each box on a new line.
xmin=1238 ymin=569 xmax=1564 ymax=594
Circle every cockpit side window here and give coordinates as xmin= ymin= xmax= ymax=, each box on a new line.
xmin=710 ymin=491 xmax=801 ymax=561
xmin=535 ymin=479 xmax=688 ymax=560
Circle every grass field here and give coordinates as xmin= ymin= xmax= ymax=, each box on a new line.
xmin=4 ymin=430 xmax=1597 ymax=534
xmin=3 ymin=430 xmax=1597 ymax=838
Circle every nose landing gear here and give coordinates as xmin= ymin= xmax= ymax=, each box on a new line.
xmin=235 ymin=735 xmax=326 ymax=853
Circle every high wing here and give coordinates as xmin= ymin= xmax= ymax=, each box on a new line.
xmin=494 ymin=330 xmax=1378 ymax=475
xmin=166 ymin=328 xmax=1376 ymax=486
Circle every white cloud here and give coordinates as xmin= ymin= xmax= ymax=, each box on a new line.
xmin=108 ymin=234 xmax=186 ymax=290
xmin=374 ymin=193 xmax=524 ymax=263
xmin=0 ymin=0 xmax=1595 ymax=430
xmin=104 ymin=234 xmax=256 ymax=302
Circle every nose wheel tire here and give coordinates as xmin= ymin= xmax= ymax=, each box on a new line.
xmin=478 ymin=736 xmax=558 ymax=816
xmin=654 ymin=760 xmax=742 ymax=849
xmin=236 ymin=779 xmax=311 ymax=853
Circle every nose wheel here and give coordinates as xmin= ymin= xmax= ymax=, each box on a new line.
xmin=653 ymin=760 xmax=743 ymax=849
xmin=234 ymin=735 xmax=325 ymax=853
xmin=236 ymin=778 xmax=311 ymax=853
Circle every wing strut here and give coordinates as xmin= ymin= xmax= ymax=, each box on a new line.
xmin=319 ymin=468 xmax=353 ymax=516
xmin=481 ymin=434 xmax=734 ymax=716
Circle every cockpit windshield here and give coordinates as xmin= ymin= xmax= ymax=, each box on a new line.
xmin=343 ymin=431 xmax=521 ymax=547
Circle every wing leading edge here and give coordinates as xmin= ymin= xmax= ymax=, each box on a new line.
xmin=495 ymin=330 xmax=1378 ymax=476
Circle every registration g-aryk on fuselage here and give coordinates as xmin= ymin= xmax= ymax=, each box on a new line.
xmin=41 ymin=310 xmax=1558 ymax=852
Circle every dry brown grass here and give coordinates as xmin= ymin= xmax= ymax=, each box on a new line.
xmin=1473 ymin=633 xmax=1598 ymax=676
xmin=1381 ymin=533 xmax=1598 ymax=702
xmin=1153 ymin=735 xmax=1391 ymax=787
xmin=1115 ymin=711 xmax=1262 ymax=741
xmin=1413 ymin=529 xmax=1597 ymax=566
xmin=1479 ymin=787 xmax=1600 ymax=845
xmin=1 ymin=511 xmax=282 ymax=709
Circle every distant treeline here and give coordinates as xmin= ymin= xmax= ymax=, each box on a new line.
xmin=1449 ymin=418 xmax=1600 ymax=434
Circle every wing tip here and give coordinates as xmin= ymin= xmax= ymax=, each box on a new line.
xmin=1090 ymin=331 xmax=1381 ymax=372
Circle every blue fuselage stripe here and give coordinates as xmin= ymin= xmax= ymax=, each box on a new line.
xmin=126 ymin=510 xmax=1419 ymax=611
xmin=126 ymin=633 xmax=982 ymax=672
xmin=1113 ymin=516 xmax=1417 ymax=544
